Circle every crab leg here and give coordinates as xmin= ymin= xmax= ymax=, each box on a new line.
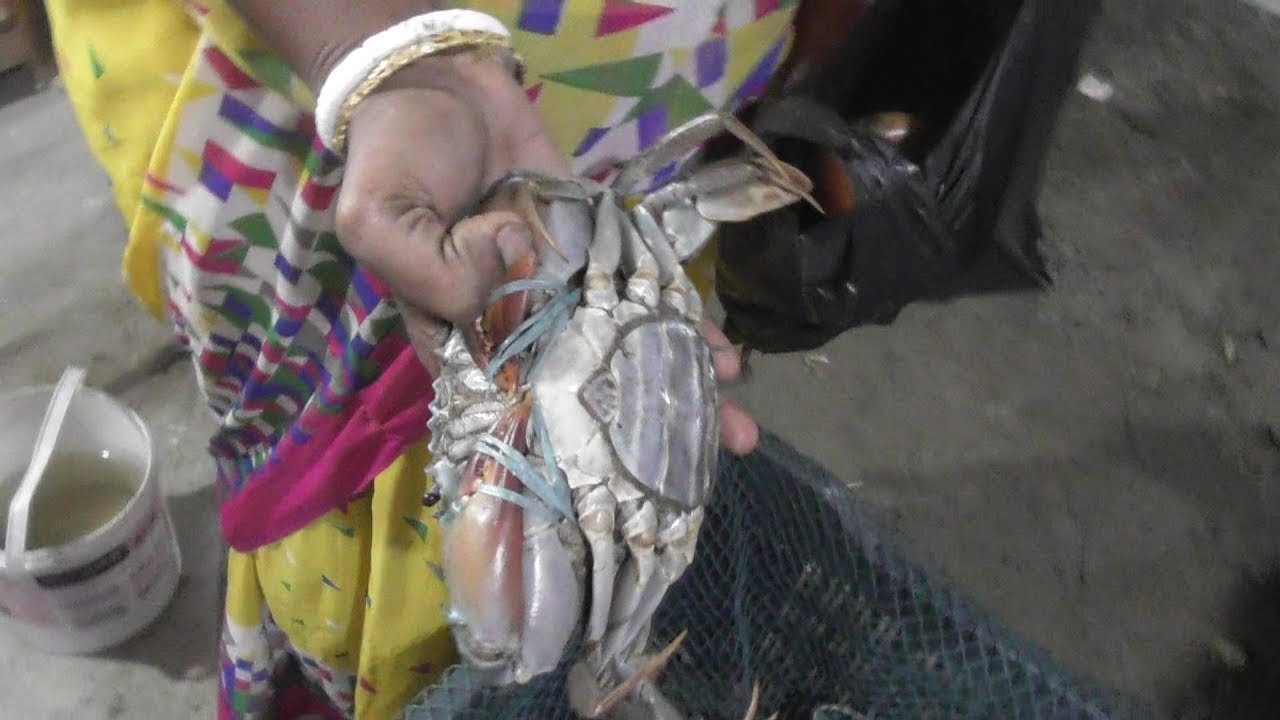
xmin=614 ymin=114 xmax=817 ymax=264
xmin=584 ymin=190 xmax=624 ymax=310
xmin=569 ymin=630 xmax=688 ymax=720
xmin=689 ymin=157 xmax=819 ymax=223
xmin=514 ymin=181 xmax=568 ymax=261
xmin=612 ymin=111 xmax=789 ymax=195
xmin=601 ymin=500 xmax=663 ymax=663
xmin=631 ymin=205 xmax=701 ymax=320
xmin=619 ymin=212 xmax=662 ymax=311
xmin=535 ymin=191 xmax=597 ymax=288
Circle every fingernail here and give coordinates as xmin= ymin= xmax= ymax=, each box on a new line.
xmin=495 ymin=223 xmax=532 ymax=266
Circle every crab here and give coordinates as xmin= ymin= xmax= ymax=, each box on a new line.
xmin=424 ymin=112 xmax=816 ymax=719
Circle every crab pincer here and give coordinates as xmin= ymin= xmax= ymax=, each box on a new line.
xmin=440 ymin=395 xmax=532 ymax=669
xmin=438 ymin=238 xmax=585 ymax=684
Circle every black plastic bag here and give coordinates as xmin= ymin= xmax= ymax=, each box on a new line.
xmin=714 ymin=0 xmax=1100 ymax=353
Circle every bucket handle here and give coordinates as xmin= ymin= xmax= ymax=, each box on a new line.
xmin=4 ymin=366 xmax=86 ymax=579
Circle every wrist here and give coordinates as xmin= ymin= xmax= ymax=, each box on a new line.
xmin=342 ymin=52 xmax=517 ymax=157
xmin=310 ymin=9 xmax=519 ymax=154
xmin=227 ymin=2 xmax=445 ymax=91
xmin=375 ymin=50 xmax=520 ymax=99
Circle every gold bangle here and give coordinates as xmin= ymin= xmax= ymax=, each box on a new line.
xmin=330 ymin=29 xmax=526 ymax=155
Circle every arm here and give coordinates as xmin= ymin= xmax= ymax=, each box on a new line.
xmin=226 ymin=0 xmax=441 ymax=90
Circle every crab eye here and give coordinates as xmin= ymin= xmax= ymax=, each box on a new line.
xmin=423 ymin=489 xmax=442 ymax=507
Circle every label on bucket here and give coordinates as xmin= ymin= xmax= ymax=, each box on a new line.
xmin=0 ymin=502 xmax=177 ymax=630
xmin=33 ymin=545 xmax=128 ymax=589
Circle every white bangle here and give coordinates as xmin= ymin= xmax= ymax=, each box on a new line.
xmin=314 ymin=9 xmax=515 ymax=155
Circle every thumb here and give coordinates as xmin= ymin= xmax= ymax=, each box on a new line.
xmin=335 ymin=89 xmax=535 ymax=325
xmin=338 ymin=196 xmax=535 ymax=326
xmin=392 ymin=211 xmax=535 ymax=372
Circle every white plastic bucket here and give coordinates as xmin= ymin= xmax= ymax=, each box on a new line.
xmin=0 ymin=383 xmax=183 ymax=654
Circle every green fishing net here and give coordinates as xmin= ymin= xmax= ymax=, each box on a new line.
xmin=403 ymin=431 xmax=1147 ymax=719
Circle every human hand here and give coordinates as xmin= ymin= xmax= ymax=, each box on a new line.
xmin=332 ymin=52 xmax=758 ymax=455
xmin=334 ymin=52 xmax=566 ymax=372
xmin=702 ymin=318 xmax=759 ymax=456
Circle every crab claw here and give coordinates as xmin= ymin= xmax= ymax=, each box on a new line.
xmin=513 ymin=181 xmax=569 ymax=262
xmin=617 ymin=110 xmax=820 ymax=262
xmin=440 ymin=394 xmax=584 ymax=685
xmin=613 ymin=112 xmax=760 ymax=195
xmin=634 ymin=153 xmax=819 ymax=263
xmin=441 ymin=397 xmax=533 ymax=672
xmin=688 ymin=155 xmax=819 ymax=223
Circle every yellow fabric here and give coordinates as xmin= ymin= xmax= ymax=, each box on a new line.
xmin=225 ymin=440 xmax=456 ymax=719
xmin=44 ymin=0 xmax=194 ymax=222
xmin=45 ymin=1 xmax=305 ymax=320
xmin=44 ymin=0 xmax=197 ymax=318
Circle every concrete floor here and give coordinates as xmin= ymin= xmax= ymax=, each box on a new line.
xmin=0 ymin=0 xmax=1277 ymax=718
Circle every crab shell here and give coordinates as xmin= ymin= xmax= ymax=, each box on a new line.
xmin=528 ymin=307 xmax=718 ymax=511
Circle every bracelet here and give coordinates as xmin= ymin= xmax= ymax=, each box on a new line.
xmin=314 ymin=9 xmax=522 ymax=156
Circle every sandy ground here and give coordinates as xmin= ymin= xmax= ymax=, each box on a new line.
xmin=0 ymin=0 xmax=1277 ymax=718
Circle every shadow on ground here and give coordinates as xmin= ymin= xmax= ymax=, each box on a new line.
xmin=0 ymin=66 xmax=45 ymax=109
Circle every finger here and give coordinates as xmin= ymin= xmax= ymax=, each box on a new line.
xmin=506 ymin=109 xmax=572 ymax=178
xmin=359 ymin=203 xmax=533 ymax=324
xmin=700 ymin=318 xmax=742 ymax=384
xmin=718 ymin=395 xmax=759 ymax=456
xmin=400 ymin=302 xmax=451 ymax=377
xmin=337 ymin=90 xmax=514 ymax=324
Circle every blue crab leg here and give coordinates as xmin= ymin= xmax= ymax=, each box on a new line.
xmin=513 ymin=180 xmax=569 ymax=262
xmin=630 ymin=204 xmax=681 ymax=289
xmin=464 ymin=170 xmax=599 ymax=218
xmin=471 ymin=171 xmax=607 ymax=264
xmin=630 ymin=204 xmax=703 ymax=319
xmin=569 ymin=630 xmax=689 ymax=719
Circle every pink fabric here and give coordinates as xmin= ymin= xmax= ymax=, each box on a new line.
xmin=273 ymin=686 xmax=350 ymax=720
xmin=219 ymin=345 xmax=434 ymax=552
xmin=218 ymin=681 xmax=347 ymax=720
